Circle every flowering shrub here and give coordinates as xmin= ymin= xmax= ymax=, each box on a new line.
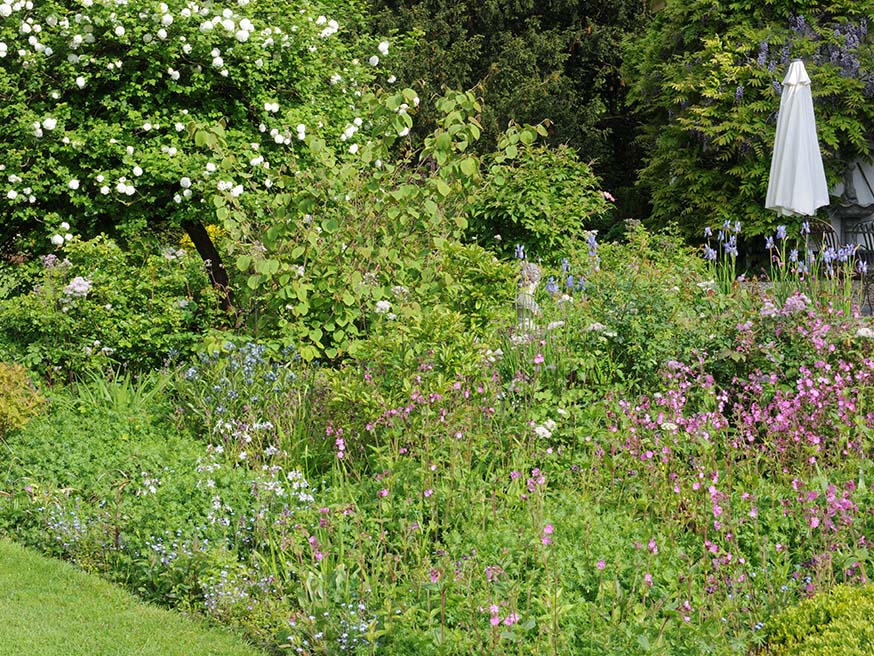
xmin=625 ymin=0 xmax=874 ymax=237
xmin=0 ymin=0 xmax=391 ymax=322
xmin=0 ymin=235 xmax=221 ymax=379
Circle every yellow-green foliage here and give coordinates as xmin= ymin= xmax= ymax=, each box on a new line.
xmin=762 ymin=584 xmax=874 ymax=655
xmin=0 ymin=362 xmax=44 ymax=436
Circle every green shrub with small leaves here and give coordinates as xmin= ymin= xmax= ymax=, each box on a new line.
xmin=468 ymin=135 xmax=610 ymax=259
xmin=0 ymin=235 xmax=222 ymax=381
xmin=0 ymin=363 xmax=44 ymax=438
xmin=761 ymin=584 xmax=874 ymax=655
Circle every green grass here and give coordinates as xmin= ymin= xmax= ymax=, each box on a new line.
xmin=0 ymin=539 xmax=268 ymax=656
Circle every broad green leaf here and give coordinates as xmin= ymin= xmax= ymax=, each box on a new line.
xmin=234 ymin=255 xmax=251 ymax=271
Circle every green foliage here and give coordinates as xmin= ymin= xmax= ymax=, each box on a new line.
xmin=171 ymin=340 xmax=323 ymax=468
xmin=0 ymin=0 xmax=376 ymax=262
xmin=211 ymin=89 xmax=522 ymax=360
xmin=625 ymin=0 xmax=874 ymax=238
xmin=515 ymin=225 xmax=727 ymax=393
xmin=469 ymin=131 xmax=611 ymax=258
xmin=0 ymin=236 xmax=221 ymax=380
xmin=3 ymin=223 xmax=874 ymax=656
xmin=761 ymin=585 xmax=874 ymax=655
xmin=0 ymin=363 xmax=44 ymax=437
xmin=368 ymin=0 xmax=649 ymax=217
xmin=0 ymin=540 xmax=267 ymax=656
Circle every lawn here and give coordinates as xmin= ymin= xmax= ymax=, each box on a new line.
xmin=0 ymin=538 xmax=267 ymax=656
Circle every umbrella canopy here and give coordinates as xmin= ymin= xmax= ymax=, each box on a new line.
xmin=765 ymin=59 xmax=830 ymax=217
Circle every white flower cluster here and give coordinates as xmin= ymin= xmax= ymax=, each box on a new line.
xmin=286 ymin=469 xmax=314 ymax=504
xmin=63 ymin=275 xmax=92 ymax=298
xmin=374 ymin=299 xmax=391 ymax=314
xmin=533 ymin=418 xmax=557 ymax=439
xmin=0 ymin=0 xmax=382 ymax=226
xmin=315 ymin=15 xmax=339 ymax=38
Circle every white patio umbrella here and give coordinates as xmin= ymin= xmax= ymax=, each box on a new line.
xmin=765 ymin=59 xmax=830 ymax=216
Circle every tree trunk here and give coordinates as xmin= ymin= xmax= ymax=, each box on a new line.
xmin=182 ymin=219 xmax=235 ymax=315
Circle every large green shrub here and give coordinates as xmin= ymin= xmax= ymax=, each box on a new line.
xmin=761 ymin=584 xmax=874 ymax=655
xmin=0 ymin=0 xmax=385 ymax=312
xmin=468 ymin=137 xmax=610 ymax=258
xmin=210 ymin=89 xmax=551 ymax=360
xmin=625 ymin=0 xmax=874 ymax=238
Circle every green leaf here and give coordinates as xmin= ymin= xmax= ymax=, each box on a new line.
xmin=234 ymin=255 xmax=251 ymax=271
xmin=436 ymin=180 xmax=451 ymax=196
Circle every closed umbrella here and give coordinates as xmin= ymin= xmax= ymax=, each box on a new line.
xmin=765 ymin=59 xmax=830 ymax=216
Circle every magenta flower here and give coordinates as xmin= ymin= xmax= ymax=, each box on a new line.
xmin=543 ymin=524 xmax=554 ymax=535
xmin=533 ymin=353 xmax=545 ymax=364
xmin=488 ymin=604 xmax=501 ymax=626
xmin=503 ymin=613 xmax=520 ymax=626
xmin=377 ymin=488 xmax=389 ymax=498
xmin=644 ymin=572 xmax=653 ymax=587
xmin=596 ymin=559 xmax=606 ymax=570
xmin=424 ymin=488 xmax=433 ymax=497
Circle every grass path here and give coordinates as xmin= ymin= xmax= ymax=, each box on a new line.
xmin=0 ymin=539 xmax=268 ymax=656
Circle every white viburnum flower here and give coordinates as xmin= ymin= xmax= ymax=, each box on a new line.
xmin=375 ymin=299 xmax=391 ymax=314
xmin=368 ymin=55 xmax=379 ymax=66
xmin=50 ymin=234 xmax=64 ymax=246
xmin=378 ymin=40 xmax=389 ymax=55
xmin=43 ymin=117 xmax=57 ymax=130
xmin=68 ymin=179 xmax=79 ymax=190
